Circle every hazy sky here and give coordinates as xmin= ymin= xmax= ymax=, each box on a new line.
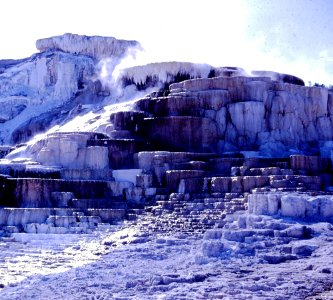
xmin=1 ymin=0 xmax=332 ymax=85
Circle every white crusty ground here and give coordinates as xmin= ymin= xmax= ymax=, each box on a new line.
xmin=1 ymin=219 xmax=333 ymax=300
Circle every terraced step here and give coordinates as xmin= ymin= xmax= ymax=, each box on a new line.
xmin=72 ymin=198 xmax=126 ymax=209
xmin=0 ymin=207 xmax=129 ymax=234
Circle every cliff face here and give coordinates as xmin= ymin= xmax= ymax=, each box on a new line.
xmin=170 ymin=76 xmax=332 ymax=157
xmin=135 ymin=76 xmax=332 ymax=157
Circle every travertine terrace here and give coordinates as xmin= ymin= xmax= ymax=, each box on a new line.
xmin=0 ymin=33 xmax=333 ymax=299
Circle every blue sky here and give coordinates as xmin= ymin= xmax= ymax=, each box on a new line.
xmin=1 ymin=0 xmax=332 ymax=85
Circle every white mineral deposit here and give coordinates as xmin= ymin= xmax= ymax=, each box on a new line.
xmin=0 ymin=29 xmax=333 ymax=300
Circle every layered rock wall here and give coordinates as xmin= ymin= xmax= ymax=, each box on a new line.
xmin=5 ymin=178 xmax=112 ymax=208
xmin=136 ymin=76 xmax=333 ymax=156
xmin=1 ymin=33 xmax=333 ymax=237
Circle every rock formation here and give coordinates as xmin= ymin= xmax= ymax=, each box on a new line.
xmin=137 ymin=76 xmax=332 ymax=157
xmin=36 ymin=33 xmax=140 ymax=60
xmin=0 ymin=33 xmax=141 ymax=144
xmin=0 ymin=33 xmax=332 ymax=242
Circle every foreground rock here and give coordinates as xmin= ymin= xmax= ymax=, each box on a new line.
xmin=201 ymin=190 xmax=333 ymax=268
xmin=0 ymin=219 xmax=333 ymax=300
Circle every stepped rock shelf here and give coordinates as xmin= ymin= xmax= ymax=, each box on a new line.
xmin=0 ymin=81 xmax=332 ymax=235
xmin=1 ymin=33 xmax=333 ymax=299
xmin=0 ymin=34 xmax=332 ymax=237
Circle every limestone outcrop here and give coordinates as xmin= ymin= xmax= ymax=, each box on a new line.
xmin=36 ymin=33 xmax=140 ymax=60
xmin=0 ymin=34 xmax=141 ymax=144
xmin=33 ymin=132 xmax=110 ymax=169
xmin=248 ymin=192 xmax=333 ymax=220
xmin=0 ymin=33 xmax=332 ymax=238
xmin=136 ymin=76 xmax=333 ymax=157
xmin=1 ymin=34 xmax=333 ymax=300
